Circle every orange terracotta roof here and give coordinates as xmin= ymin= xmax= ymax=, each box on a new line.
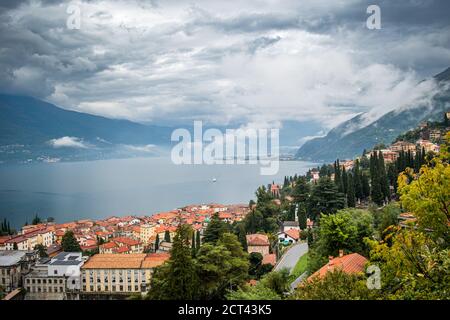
xmin=246 ymin=234 xmax=269 ymax=246
xmin=82 ymin=254 xmax=147 ymax=269
xmin=101 ymin=242 xmax=117 ymax=249
xmin=112 ymin=237 xmax=141 ymax=246
xmin=114 ymin=246 xmax=130 ymax=253
xmin=141 ymin=253 xmax=170 ymax=268
xmin=285 ymin=229 xmax=300 ymax=240
xmin=309 ymin=253 xmax=368 ymax=280
xmin=262 ymin=253 xmax=276 ymax=266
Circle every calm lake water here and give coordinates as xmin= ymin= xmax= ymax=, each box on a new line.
xmin=0 ymin=157 xmax=317 ymax=228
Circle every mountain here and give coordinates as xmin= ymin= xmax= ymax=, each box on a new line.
xmin=296 ymin=68 xmax=450 ymax=162
xmin=0 ymin=95 xmax=173 ymax=163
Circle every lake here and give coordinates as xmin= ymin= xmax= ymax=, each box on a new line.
xmin=0 ymin=157 xmax=317 ymax=228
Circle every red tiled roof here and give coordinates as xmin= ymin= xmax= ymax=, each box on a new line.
xmin=262 ymin=253 xmax=276 ymax=266
xmin=115 ymin=246 xmax=130 ymax=253
xmin=101 ymin=242 xmax=117 ymax=249
xmin=285 ymin=229 xmax=300 ymax=240
xmin=112 ymin=237 xmax=141 ymax=246
xmin=309 ymin=253 xmax=368 ymax=280
xmin=246 ymin=234 xmax=269 ymax=246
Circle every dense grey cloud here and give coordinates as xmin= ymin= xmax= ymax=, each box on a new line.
xmin=0 ymin=0 xmax=449 ymax=131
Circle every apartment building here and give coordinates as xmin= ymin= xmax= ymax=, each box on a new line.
xmin=23 ymin=252 xmax=84 ymax=300
xmin=0 ymin=250 xmax=38 ymax=293
xmin=80 ymin=253 xmax=169 ymax=298
xmin=1 ymin=228 xmax=54 ymax=251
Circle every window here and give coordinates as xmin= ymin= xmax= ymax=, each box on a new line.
xmin=54 ymin=270 xmax=57 ymax=275
xmin=72 ymin=280 xmax=76 ymax=285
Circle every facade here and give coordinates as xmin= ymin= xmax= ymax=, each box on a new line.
xmin=0 ymin=250 xmax=37 ymax=293
xmin=389 ymin=141 xmax=416 ymax=153
xmin=1 ymin=228 xmax=54 ymax=251
xmin=246 ymin=234 xmax=270 ymax=256
xmin=282 ymin=221 xmax=300 ymax=232
xmin=24 ymin=252 xmax=84 ymax=300
xmin=278 ymin=229 xmax=300 ymax=245
xmin=80 ymin=253 xmax=169 ymax=297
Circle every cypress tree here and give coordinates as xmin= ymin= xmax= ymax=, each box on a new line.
xmin=298 ymin=205 xmax=307 ymax=229
xmin=347 ymin=173 xmax=356 ymax=208
xmin=362 ymin=173 xmax=370 ymax=199
xmin=155 ymin=234 xmax=160 ymax=251
xmin=353 ymin=160 xmax=363 ymax=201
xmin=196 ymin=230 xmax=201 ymax=249
xmin=342 ymin=166 xmax=348 ymax=195
xmin=191 ymin=232 xmax=196 ymax=257
xmin=164 ymin=230 xmax=171 ymax=242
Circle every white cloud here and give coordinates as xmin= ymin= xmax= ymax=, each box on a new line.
xmin=1 ymin=0 xmax=449 ymax=131
xmin=48 ymin=136 xmax=90 ymax=148
xmin=122 ymin=144 xmax=156 ymax=152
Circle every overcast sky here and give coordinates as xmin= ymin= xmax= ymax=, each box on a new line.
xmin=1 ymin=0 xmax=449 ymax=131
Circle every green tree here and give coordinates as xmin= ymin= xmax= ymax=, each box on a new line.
xmin=148 ymin=224 xmax=199 ymax=300
xmin=191 ymin=232 xmax=196 ymax=257
xmin=196 ymin=233 xmax=249 ymax=299
xmin=309 ymin=177 xmax=345 ymax=217
xmin=248 ymin=252 xmax=263 ymax=277
xmin=196 ymin=230 xmax=201 ymax=249
xmin=203 ymin=212 xmax=231 ymax=243
xmin=154 ymin=234 xmax=160 ymax=251
xmin=61 ymin=230 xmax=81 ymax=252
xmin=164 ymin=230 xmax=171 ymax=243
xmin=307 ymin=209 xmax=373 ymax=273
xmin=32 ymin=213 xmax=41 ymax=225
xmin=292 ymin=269 xmax=372 ymax=300
xmin=398 ymin=157 xmax=450 ymax=242
xmin=34 ymin=244 xmax=48 ymax=258
xmin=346 ymin=173 xmax=356 ymax=208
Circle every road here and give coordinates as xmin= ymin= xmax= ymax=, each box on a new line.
xmin=274 ymin=242 xmax=308 ymax=273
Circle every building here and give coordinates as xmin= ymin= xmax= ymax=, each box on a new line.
xmin=80 ymin=253 xmax=169 ymax=298
xmin=429 ymin=129 xmax=442 ymax=142
xmin=282 ymin=221 xmax=300 ymax=232
xmin=379 ymin=149 xmax=398 ymax=164
xmin=270 ymin=183 xmax=280 ymax=198
xmin=24 ymin=252 xmax=84 ymax=300
xmin=157 ymin=241 xmax=172 ymax=253
xmin=0 ymin=250 xmax=37 ymax=293
xmin=246 ymin=234 xmax=270 ymax=256
xmin=261 ymin=253 xmax=276 ymax=266
xmin=389 ymin=141 xmax=416 ymax=153
xmin=277 ymin=229 xmax=300 ymax=245
xmin=308 ymin=251 xmax=367 ymax=281
xmin=133 ymin=224 xmax=156 ymax=245
xmin=1 ymin=227 xmax=54 ymax=251
xmin=99 ymin=237 xmax=143 ymax=254
xmin=416 ymin=139 xmax=440 ymax=153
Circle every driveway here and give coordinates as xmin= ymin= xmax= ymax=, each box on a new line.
xmin=274 ymin=242 xmax=308 ymax=273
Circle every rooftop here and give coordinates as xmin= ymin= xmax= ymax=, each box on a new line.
xmin=246 ymin=234 xmax=269 ymax=246
xmin=0 ymin=250 xmax=28 ymax=266
xmin=309 ymin=252 xmax=368 ymax=280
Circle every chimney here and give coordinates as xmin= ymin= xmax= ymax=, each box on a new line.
xmin=339 ymin=249 xmax=344 ymax=258
xmin=327 ymin=256 xmax=334 ymax=269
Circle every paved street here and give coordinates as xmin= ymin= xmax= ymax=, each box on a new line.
xmin=274 ymin=242 xmax=308 ymax=273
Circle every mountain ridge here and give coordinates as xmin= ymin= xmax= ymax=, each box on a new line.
xmin=296 ymin=68 xmax=450 ymax=162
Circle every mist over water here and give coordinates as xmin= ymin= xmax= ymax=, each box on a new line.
xmin=0 ymin=157 xmax=317 ymax=228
